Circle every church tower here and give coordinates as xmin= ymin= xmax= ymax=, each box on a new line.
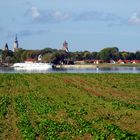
xmin=62 ymin=41 xmax=69 ymax=52
xmin=13 ymin=34 xmax=19 ymax=52
xmin=4 ymin=43 xmax=9 ymax=51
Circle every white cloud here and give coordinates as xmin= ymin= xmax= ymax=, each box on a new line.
xmin=26 ymin=7 xmax=72 ymax=23
xmin=129 ymin=12 xmax=140 ymax=25
xmin=74 ymin=11 xmax=122 ymax=22
xmin=26 ymin=7 xmax=127 ymax=26
xmin=53 ymin=10 xmax=71 ymax=20
xmin=31 ymin=6 xmax=40 ymax=19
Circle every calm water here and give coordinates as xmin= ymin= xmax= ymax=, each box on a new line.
xmin=0 ymin=66 xmax=140 ymax=73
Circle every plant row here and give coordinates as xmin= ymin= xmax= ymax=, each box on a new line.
xmin=0 ymin=95 xmax=10 ymax=118
xmin=15 ymin=96 xmax=36 ymax=140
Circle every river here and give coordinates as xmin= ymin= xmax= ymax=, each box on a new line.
xmin=0 ymin=66 xmax=140 ymax=73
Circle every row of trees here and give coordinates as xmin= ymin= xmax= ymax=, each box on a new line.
xmin=0 ymin=47 xmax=140 ymax=64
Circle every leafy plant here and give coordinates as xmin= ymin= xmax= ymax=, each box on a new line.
xmin=15 ymin=96 xmax=36 ymax=140
xmin=0 ymin=95 xmax=10 ymax=118
xmin=106 ymin=124 xmax=140 ymax=139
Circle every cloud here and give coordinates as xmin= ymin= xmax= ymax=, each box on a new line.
xmin=31 ymin=7 xmax=41 ymax=19
xmin=26 ymin=7 xmax=131 ymax=26
xmin=129 ymin=12 xmax=140 ymax=25
xmin=26 ymin=6 xmax=73 ymax=23
xmin=74 ymin=11 xmax=123 ymax=23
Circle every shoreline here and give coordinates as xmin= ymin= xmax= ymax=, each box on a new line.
xmin=55 ymin=64 xmax=97 ymax=69
xmin=55 ymin=63 xmax=140 ymax=69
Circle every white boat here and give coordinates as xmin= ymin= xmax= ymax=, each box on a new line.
xmin=12 ymin=62 xmax=53 ymax=70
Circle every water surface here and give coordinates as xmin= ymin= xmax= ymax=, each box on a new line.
xmin=0 ymin=66 xmax=140 ymax=73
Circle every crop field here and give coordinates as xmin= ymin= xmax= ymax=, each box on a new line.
xmin=0 ymin=73 xmax=140 ymax=140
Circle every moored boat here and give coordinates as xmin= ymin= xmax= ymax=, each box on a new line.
xmin=12 ymin=62 xmax=53 ymax=70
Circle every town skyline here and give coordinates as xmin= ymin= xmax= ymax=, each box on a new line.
xmin=0 ymin=0 xmax=140 ymax=52
xmin=1 ymin=34 xmax=140 ymax=53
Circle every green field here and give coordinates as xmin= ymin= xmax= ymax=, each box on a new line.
xmin=0 ymin=74 xmax=140 ymax=140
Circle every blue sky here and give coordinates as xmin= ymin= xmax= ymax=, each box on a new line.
xmin=0 ymin=0 xmax=140 ymax=52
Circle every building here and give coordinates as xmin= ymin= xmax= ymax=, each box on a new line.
xmin=62 ymin=41 xmax=69 ymax=52
xmin=13 ymin=35 xmax=19 ymax=52
xmin=132 ymin=60 xmax=140 ymax=64
xmin=25 ymin=58 xmax=36 ymax=63
xmin=3 ymin=43 xmax=9 ymax=51
xmin=38 ymin=54 xmax=42 ymax=61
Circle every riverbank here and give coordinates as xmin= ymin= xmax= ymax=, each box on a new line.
xmin=56 ymin=64 xmax=97 ymax=69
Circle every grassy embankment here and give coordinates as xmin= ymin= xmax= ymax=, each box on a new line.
xmin=0 ymin=74 xmax=140 ymax=140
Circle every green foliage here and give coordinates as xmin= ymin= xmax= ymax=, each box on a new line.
xmin=0 ymin=74 xmax=140 ymax=139
xmin=0 ymin=95 xmax=10 ymax=118
xmin=15 ymin=96 xmax=36 ymax=140
xmin=36 ymin=119 xmax=73 ymax=139
xmin=99 ymin=47 xmax=120 ymax=61
xmin=1 ymin=46 xmax=140 ymax=63
xmin=120 ymin=52 xmax=129 ymax=60
xmin=2 ymin=50 xmax=13 ymax=63
xmin=135 ymin=51 xmax=140 ymax=60
xmin=112 ymin=100 xmax=140 ymax=110
xmin=51 ymin=51 xmax=67 ymax=64
xmin=106 ymin=124 xmax=140 ymax=139
xmin=28 ymin=94 xmax=59 ymax=115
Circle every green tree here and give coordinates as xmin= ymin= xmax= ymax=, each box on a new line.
xmin=83 ymin=51 xmax=93 ymax=60
xmin=128 ymin=52 xmax=136 ymax=60
xmin=72 ymin=52 xmax=83 ymax=61
xmin=51 ymin=51 xmax=66 ymax=64
xmin=2 ymin=50 xmax=13 ymax=63
xmin=91 ymin=52 xmax=98 ymax=59
xmin=99 ymin=47 xmax=119 ymax=61
xmin=121 ymin=52 xmax=129 ymax=60
xmin=13 ymin=49 xmax=24 ymax=62
xmin=135 ymin=51 xmax=140 ymax=60
xmin=41 ymin=48 xmax=58 ymax=54
xmin=5 ymin=56 xmax=14 ymax=63
xmin=42 ymin=53 xmax=54 ymax=63
xmin=42 ymin=50 xmax=67 ymax=64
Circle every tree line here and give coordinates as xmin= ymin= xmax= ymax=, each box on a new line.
xmin=0 ymin=47 xmax=140 ymax=64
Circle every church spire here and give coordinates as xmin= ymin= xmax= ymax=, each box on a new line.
xmin=4 ymin=43 xmax=9 ymax=51
xmin=15 ymin=34 xmax=18 ymax=42
xmin=13 ymin=34 xmax=19 ymax=52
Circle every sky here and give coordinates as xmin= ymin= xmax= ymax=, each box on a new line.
xmin=0 ymin=0 xmax=140 ymax=52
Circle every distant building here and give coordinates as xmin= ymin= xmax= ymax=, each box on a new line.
xmin=132 ymin=60 xmax=140 ymax=64
xmin=25 ymin=58 xmax=36 ymax=63
xmin=13 ymin=35 xmax=19 ymax=52
xmin=38 ymin=54 xmax=42 ymax=61
xmin=3 ymin=43 xmax=9 ymax=51
xmin=62 ymin=41 xmax=69 ymax=52
xmin=117 ymin=59 xmax=125 ymax=64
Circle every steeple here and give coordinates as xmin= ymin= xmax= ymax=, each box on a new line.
xmin=15 ymin=34 xmax=18 ymax=42
xmin=4 ymin=43 xmax=9 ymax=51
xmin=13 ymin=34 xmax=19 ymax=52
